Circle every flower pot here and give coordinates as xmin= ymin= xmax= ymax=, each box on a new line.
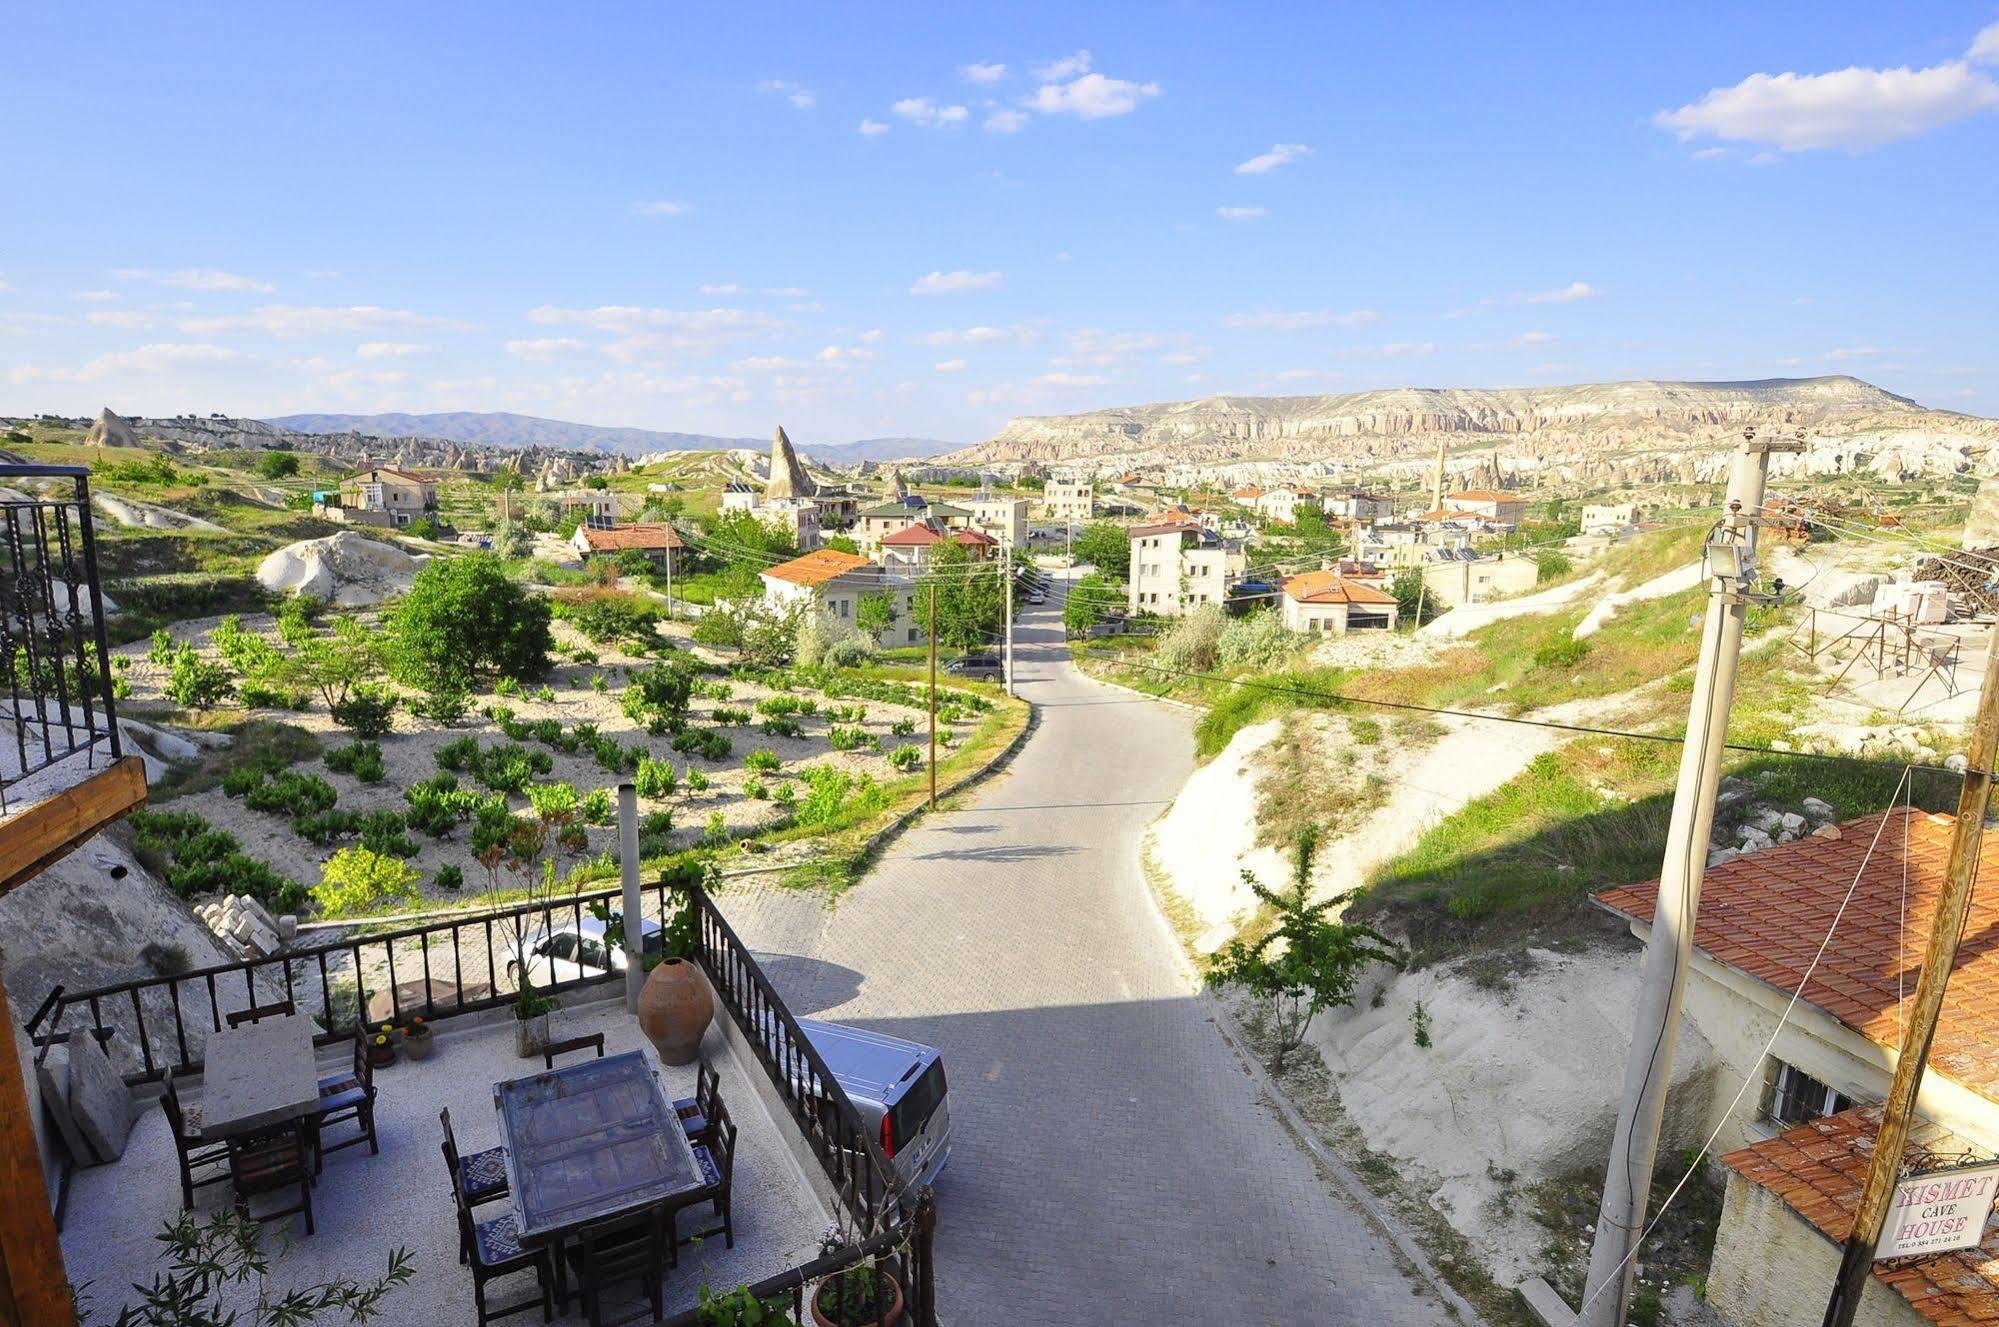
xmin=636 ymin=958 xmax=713 ymax=1065
xmin=366 ymin=1039 xmax=397 ymax=1068
xmin=402 ymin=1029 xmax=435 ymax=1061
xmin=515 ymin=1013 xmax=551 ymax=1060
xmin=811 ymin=1269 xmax=904 ymax=1327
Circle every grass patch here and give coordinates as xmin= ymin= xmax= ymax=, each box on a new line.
xmin=149 ymin=719 xmax=321 ymax=802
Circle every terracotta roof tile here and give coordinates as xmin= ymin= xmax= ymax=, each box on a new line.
xmin=576 ymin=523 xmax=684 ymax=552
xmin=761 ymin=549 xmax=871 ymax=587
xmin=1281 ymin=571 xmax=1399 ymax=606
xmin=1597 ymin=808 xmax=1999 ymax=1102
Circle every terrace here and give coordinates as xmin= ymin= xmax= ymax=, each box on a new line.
xmin=23 ymin=882 xmax=938 ymax=1326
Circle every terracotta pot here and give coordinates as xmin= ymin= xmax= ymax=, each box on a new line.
xmin=402 ymin=1029 xmax=435 ymax=1061
xmin=366 ymin=1038 xmax=397 ymax=1068
xmin=811 ymin=1269 xmax=904 ymax=1327
xmin=636 ymin=959 xmax=713 ymax=1065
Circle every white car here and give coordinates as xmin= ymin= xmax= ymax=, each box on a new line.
xmin=507 ymin=913 xmax=664 ymax=991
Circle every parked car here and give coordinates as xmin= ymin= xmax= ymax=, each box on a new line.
xmin=797 ymin=1018 xmax=952 ymax=1191
xmin=1026 ymin=588 xmax=1048 ymax=605
xmin=507 ymin=913 xmax=663 ymax=990
xmin=943 ymin=651 xmax=1004 ymax=681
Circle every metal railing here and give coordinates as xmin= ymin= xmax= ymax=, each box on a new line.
xmin=26 ymin=876 xmax=938 ymax=1323
xmin=0 ymin=464 xmax=120 ymax=802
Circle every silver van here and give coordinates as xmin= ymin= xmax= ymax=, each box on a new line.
xmin=797 ymin=1018 xmax=951 ymax=1193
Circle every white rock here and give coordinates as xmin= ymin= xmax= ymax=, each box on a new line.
xmin=256 ymin=530 xmax=430 ymax=607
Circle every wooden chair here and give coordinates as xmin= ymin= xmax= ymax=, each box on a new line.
xmin=225 ymin=1000 xmax=297 ymax=1028
xmin=453 ymin=1180 xmax=554 ymax=1325
xmin=539 ymin=1032 xmax=605 ymax=1070
xmin=161 ymin=1068 xmax=231 ymax=1210
xmin=564 ymin=1204 xmax=667 ymax=1327
xmin=673 ymin=1100 xmax=737 ymax=1249
xmin=228 ymin=1120 xmax=314 ymax=1236
xmin=311 ymin=1033 xmax=378 ymax=1170
xmin=673 ymin=1057 xmax=720 ymax=1144
xmin=441 ymin=1107 xmax=511 ymax=1263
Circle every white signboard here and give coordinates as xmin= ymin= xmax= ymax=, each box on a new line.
xmin=1879 ymin=1163 xmax=1999 ymax=1260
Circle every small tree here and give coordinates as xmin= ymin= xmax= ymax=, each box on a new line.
xmin=1071 ymin=522 xmax=1131 ymax=579
xmin=1207 ymin=827 xmax=1402 ymax=1073
xmin=312 ymin=847 xmax=422 ymax=917
xmin=164 ymin=645 xmax=234 ymax=710
xmin=254 ymin=450 xmax=300 ymax=480
xmin=853 ymin=590 xmax=898 ymax=642
xmin=926 ymin=540 xmax=1004 ymax=652
xmin=489 ymin=519 xmax=531 ymax=560
xmin=91 ymin=1208 xmax=411 ymax=1326
xmin=1063 ymin=573 xmax=1118 ymax=637
xmin=389 ymin=554 xmax=553 ymax=691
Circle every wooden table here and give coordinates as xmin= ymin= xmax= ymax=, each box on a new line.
xmin=493 ymin=1050 xmax=702 ymax=1244
xmin=199 ymin=1015 xmax=321 ymax=1140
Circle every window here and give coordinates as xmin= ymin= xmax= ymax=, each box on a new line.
xmin=1763 ymin=1061 xmax=1854 ymax=1129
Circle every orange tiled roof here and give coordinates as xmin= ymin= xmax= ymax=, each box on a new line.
xmin=880 ymin=522 xmax=943 ymax=547
xmin=1720 ymin=1106 xmax=1999 ymax=1325
xmin=762 ymin=548 xmax=871 ymax=586
xmin=949 ymin=528 xmax=996 ymax=546
xmin=1410 ymin=506 xmax=1479 ymax=523
xmin=1232 ymin=486 xmax=1265 ymax=500
xmin=577 ymin=523 xmax=684 ymax=552
xmin=1281 ymin=571 xmax=1399 ymax=606
xmin=1596 ymin=807 xmax=1999 ymax=1102
xmin=1445 ymin=489 xmax=1517 ymax=503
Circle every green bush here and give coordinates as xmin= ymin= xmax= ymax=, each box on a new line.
xmin=165 ymin=646 xmax=234 ymax=710
xmin=405 ymin=773 xmax=480 ymax=837
xmin=743 ymin=776 xmax=769 ymax=800
xmin=238 ymin=682 xmax=312 ymax=710
xmin=672 ymin=727 xmax=732 ymax=760
xmin=580 ymin=787 xmax=614 ymax=825
xmin=686 ymin=768 xmax=710 ymax=793
xmin=889 ymin=717 xmax=917 ymax=738
xmin=758 ymin=717 xmax=802 ymax=739
xmin=636 ymin=756 xmax=677 ymax=799
xmin=826 ymin=725 xmax=872 ymax=752
xmin=435 ymin=735 xmax=480 ymax=771
xmin=744 ymin=749 xmax=781 ymax=773
xmin=330 ymin=687 xmax=395 ymax=739
xmin=1533 ymin=638 xmax=1591 ymax=670
xmin=407 ymin=688 xmax=469 ymax=725
xmin=313 ymin=847 xmax=422 ymax=917
xmin=325 ymin=741 xmax=385 ymax=783
xmin=129 ymin=809 xmax=304 ymax=911
xmin=389 ymin=554 xmax=553 ymax=691
xmin=358 ymin=810 xmax=418 ymax=858
xmin=435 ymin=863 xmax=464 ymax=891
xmin=888 ymin=745 xmax=923 ymax=771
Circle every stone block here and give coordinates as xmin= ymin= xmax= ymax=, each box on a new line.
xmin=67 ymin=1033 xmax=136 ymax=1162
xmin=35 ymin=1044 xmax=98 ymax=1164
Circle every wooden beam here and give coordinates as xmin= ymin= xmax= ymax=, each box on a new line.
xmin=0 ymin=757 xmax=147 ymax=898
xmin=0 ymin=980 xmax=75 ymax=1327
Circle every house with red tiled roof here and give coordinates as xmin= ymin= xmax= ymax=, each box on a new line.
xmin=1277 ymin=571 xmax=1399 ymax=633
xmin=759 ymin=549 xmax=925 ymax=645
xmin=335 ymin=466 xmax=438 ymax=528
xmin=569 ymin=522 xmax=685 ymax=572
xmin=1597 ymin=808 xmax=1999 ymax=1327
xmin=1443 ymin=489 xmax=1525 ymax=524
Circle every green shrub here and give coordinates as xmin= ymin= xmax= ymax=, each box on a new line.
xmin=358 ymin=810 xmax=418 ymax=858
xmin=773 ymin=781 xmax=797 ymax=806
xmin=686 ymin=768 xmax=710 ymax=793
xmin=888 ymin=745 xmax=923 ymax=771
xmin=325 ymin=741 xmax=385 ymax=783
xmin=435 ymin=863 xmax=464 ymax=891
xmin=129 ymin=809 xmax=304 ymax=911
xmin=713 ymin=706 xmax=750 ymax=725
xmin=239 ymin=682 xmax=312 ymax=710
xmin=389 ymin=554 xmax=553 ymax=690
xmin=165 ymin=646 xmax=234 ymax=710
xmin=889 ymin=717 xmax=916 ymax=738
xmin=330 ymin=687 xmax=395 ymax=739
xmin=581 ymin=787 xmax=614 ymax=825
xmin=826 ymin=725 xmax=871 ymax=752
xmin=743 ymin=777 xmax=769 ymax=800
xmin=313 ymin=847 xmax=422 ymax=917
xmin=744 ymin=749 xmax=781 ymax=773
xmin=636 ymin=756 xmax=677 ymax=799
xmin=435 ymin=736 xmax=480 ymax=771
xmin=1533 ymin=638 xmax=1591 ymax=670
xmin=407 ymin=688 xmax=469 ymax=725
xmin=672 ymin=727 xmax=732 ymax=760
xmin=494 ymin=675 xmax=521 ymax=697
xmin=701 ymin=811 xmax=728 ymax=846
xmin=405 ymin=773 xmax=479 ymax=837
xmin=759 ymin=717 xmax=802 ymax=739
xmin=292 ymin=809 xmax=362 ymax=846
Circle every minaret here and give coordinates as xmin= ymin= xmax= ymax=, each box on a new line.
xmin=1429 ymin=438 xmax=1446 ymax=511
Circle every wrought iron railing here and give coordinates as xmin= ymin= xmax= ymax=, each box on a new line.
xmin=0 ymin=464 xmax=120 ymax=802
xmin=26 ymin=877 xmax=938 ymax=1322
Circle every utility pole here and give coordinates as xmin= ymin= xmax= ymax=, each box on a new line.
xmin=664 ymin=527 xmax=676 ymax=621
xmin=1002 ymin=539 xmax=1014 ymax=698
xmin=1578 ymin=427 xmax=1802 ymax=1327
xmin=1820 ymin=623 xmax=1999 ymax=1327
xmin=927 ymin=584 xmax=938 ymax=811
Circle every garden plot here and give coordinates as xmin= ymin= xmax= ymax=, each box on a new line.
xmin=112 ymin=611 xmax=990 ymax=918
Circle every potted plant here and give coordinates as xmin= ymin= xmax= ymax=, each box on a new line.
xmin=514 ymin=981 xmax=558 ymax=1060
xmin=810 ymin=1228 xmax=904 ymax=1327
xmin=400 ymin=1015 xmax=434 ymax=1061
xmin=366 ymin=1023 xmax=398 ymax=1068
xmin=694 ymin=1284 xmax=786 ymax=1326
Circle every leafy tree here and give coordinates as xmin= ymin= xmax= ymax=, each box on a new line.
xmin=622 ymin=661 xmax=694 ymax=726
xmin=1207 ymin=827 xmax=1402 ymax=1072
xmin=1071 ymin=522 xmax=1131 ymax=579
xmin=488 ymin=468 xmax=526 ymax=492
xmin=854 ymin=589 xmax=898 ymax=641
xmin=164 ymin=646 xmax=234 ymax=710
xmin=274 ymin=617 xmax=383 ymax=712
xmin=489 ymin=519 xmax=531 ymax=560
xmin=925 ymin=540 xmax=1005 ymax=652
xmin=313 ymin=846 xmax=422 ymax=917
xmin=822 ymin=534 xmax=860 ymax=555
xmin=92 ymin=1208 xmax=412 ymax=1327
xmin=330 ymin=685 xmax=396 ymax=739
xmin=1535 ymin=550 xmax=1573 ymax=583
xmin=698 ymin=510 xmax=800 ymax=592
xmin=1064 ymin=573 xmax=1120 ymax=636
xmin=389 ymin=554 xmax=553 ymax=690
xmin=254 ymin=450 xmax=300 ymax=479
xmin=403 ymin=517 xmax=440 ymax=540
xmin=1390 ymin=570 xmax=1438 ymax=627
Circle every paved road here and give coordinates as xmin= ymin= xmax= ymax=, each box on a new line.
xmin=725 ymin=572 xmax=1446 ymax=1323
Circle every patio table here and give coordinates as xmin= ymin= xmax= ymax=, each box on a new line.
xmin=199 ymin=1014 xmax=321 ymax=1141
xmin=493 ymin=1050 xmax=703 ymax=1244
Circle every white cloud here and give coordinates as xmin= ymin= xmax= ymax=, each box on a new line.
xmin=892 ymin=97 xmax=969 ymax=127
xmin=757 ymin=79 xmax=816 ymax=109
xmin=910 ymin=269 xmax=1004 ymax=295
xmin=699 ymin=283 xmax=745 ymax=295
xmin=74 ymin=289 xmax=116 ymax=302
xmin=857 ymin=328 xmax=884 ymax=344
xmin=815 ymin=344 xmax=876 ymax=363
xmin=730 ymin=356 xmax=810 ymax=372
xmin=1216 ymin=205 xmax=1268 ymax=220
xmin=984 ymin=108 xmax=1029 ymax=133
xmin=1027 ymin=72 xmax=1160 ymax=119
xmin=110 ymin=266 xmax=275 ymax=294
xmin=85 ymin=310 xmax=159 ymax=329
xmin=1822 ymin=346 xmax=1891 ymax=361
xmin=1235 ymin=143 xmax=1311 ymax=175
xmin=0 ymin=313 xmax=72 ymax=332
xmin=630 ymin=200 xmax=694 ymax=216
xmin=0 ymin=276 xmax=11 ymax=291
xmin=180 ymin=304 xmax=467 ymax=337
xmin=960 ymin=62 xmax=1007 ymax=84
xmin=525 ymin=304 xmax=787 ymax=363
xmin=763 ymin=287 xmax=812 ymax=297
xmin=1516 ymin=330 xmax=1556 ymax=345
xmin=505 ymin=338 xmax=592 ymax=361
xmin=1031 ymin=51 xmax=1093 ymax=81
xmin=78 ymin=342 xmax=249 ymax=380
xmin=858 ymin=118 xmax=890 ymax=136
xmin=1221 ymin=309 xmax=1381 ymax=330
xmin=1055 ymin=328 xmax=1198 ymax=369
xmin=1975 ymin=22 xmax=1999 ymax=65
xmin=1522 ymin=281 xmax=1603 ymax=304
xmin=913 ymin=324 xmax=1037 ymax=346
xmin=356 ymin=341 xmax=433 ymax=358
xmin=1158 ymin=350 xmax=1204 ymax=367
xmin=1656 ymin=61 xmax=1999 ymax=151
xmin=934 ymin=358 xmax=968 ymax=373
xmin=1034 ymin=371 xmax=1108 ymax=387
xmin=304 ymin=269 xmax=342 ymax=279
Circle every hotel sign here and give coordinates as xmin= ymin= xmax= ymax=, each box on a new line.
xmin=1879 ymin=1163 xmax=1999 ymax=1260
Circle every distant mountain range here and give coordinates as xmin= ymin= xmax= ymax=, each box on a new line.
xmin=947 ymin=376 xmax=1999 ymax=467
xmin=266 ymin=412 xmax=955 ymax=463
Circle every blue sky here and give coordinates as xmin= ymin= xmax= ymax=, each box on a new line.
xmin=4 ymin=2 xmax=1997 ymax=443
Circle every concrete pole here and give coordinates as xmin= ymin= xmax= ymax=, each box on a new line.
xmin=928 ymin=585 xmax=939 ymax=811
xmin=617 ymin=782 xmax=643 ymax=1014
xmin=1578 ymin=429 xmax=1793 ymax=1326
xmin=1002 ymin=538 xmax=1014 ymax=698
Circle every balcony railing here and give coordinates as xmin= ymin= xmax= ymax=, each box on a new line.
xmin=25 ymin=876 xmax=938 ymax=1324
xmin=0 ymin=464 xmax=121 ymax=806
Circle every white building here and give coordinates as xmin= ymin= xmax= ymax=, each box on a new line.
xmin=1579 ymin=502 xmax=1639 ymax=536
xmin=965 ymin=495 xmax=1028 ymax=547
xmin=759 ymin=549 xmax=925 ymax=646
xmin=1277 ymin=571 xmax=1399 ymax=634
xmin=1044 ymin=480 xmax=1096 ymax=523
xmin=1127 ymin=520 xmax=1247 ymax=617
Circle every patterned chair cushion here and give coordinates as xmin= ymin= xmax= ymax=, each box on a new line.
xmin=459 ymin=1145 xmax=510 ymax=1199
xmin=678 ymin=1111 xmax=708 ymax=1139
xmin=473 ymin=1212 xmax=529 ymax=1267
xmin=178 ymin=1101 xmax=203 ymax=1133
xmin=692 ymin=1144 xmax=721 ymax=1190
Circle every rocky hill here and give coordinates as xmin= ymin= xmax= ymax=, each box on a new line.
xmin=269 ymin=412 xmax=957 ymax=462
xmin=950 ymin=376 xmax=1999 ymax=473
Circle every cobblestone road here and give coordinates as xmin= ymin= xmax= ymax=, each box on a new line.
xmin=722 ymin=575 xmax=1450 ymax=1323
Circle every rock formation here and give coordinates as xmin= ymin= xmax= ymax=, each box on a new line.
xmin=256 ymin=531 xmax=430 ymax=606
xmin=82 ymin=408 xmax=138 ymax=448
xmin=765 ymin=425 xmax=816 ymax=500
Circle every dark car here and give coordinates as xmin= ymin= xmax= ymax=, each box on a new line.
xmin=943 ymin=652 xmax=1005 ymax=681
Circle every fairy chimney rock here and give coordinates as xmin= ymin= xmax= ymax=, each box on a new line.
xmin=84 ymin=408 xmax=139 ymax=449
xmin=765 ymin=425 xmax=815 ymax=501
